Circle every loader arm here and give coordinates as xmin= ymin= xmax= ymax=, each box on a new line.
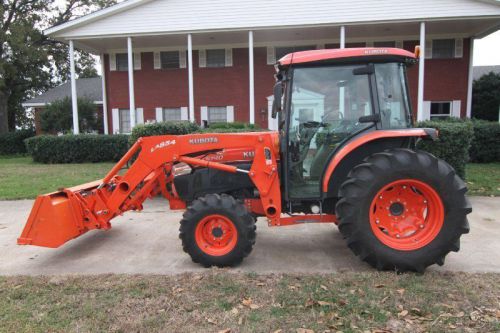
xmin=18 ymin=132 xmax=284 ymax=248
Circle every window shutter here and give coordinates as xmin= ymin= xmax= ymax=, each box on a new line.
xmin=200 ymin=106 xmax=208 ymax=127
xmin=134 ymin=52 xmax=141 ymax=70
xmin=155 ymin=107 xmax=163 ymax=122
xmin=180 ymin=107 xmax=189 ymax=121
xmin=266 ymin=47 xmax=276 ymax=65
xmin=179 ymin=50 xmax=187 ymax=68
xmin=225 ymin=48 xmax=233 ymax=67
xmin=454 ymin=38 xmax=463 ymax=58
xmin=199 ymin=49 xmax=206 ymax=68
xmin=366 ymin=41 xmax=374 ymax=47
xmin=110 ymin=53 xmax=117 ymax=71
xmin=425 ymin=40 xmax=432 ymax=59
xmin=422 ymin=101 xmax=431 ymax=121
xmin=395 ymin=40 xmax=403 ymax=49
xmin=136 ymin=108 xmax=144 ymax=124
xmin=154 ymin=52 xmax=161 ymax=69
xmin=112 ymin=108 xmax=120 ymax=133
xmin=227 ymin=106 xmax=234 ymax=123
xmin=452 ymin=100 xmax=462 ymax=118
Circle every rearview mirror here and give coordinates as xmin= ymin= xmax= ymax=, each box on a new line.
xmin=271 ymin=82 xmax=283 ymax=119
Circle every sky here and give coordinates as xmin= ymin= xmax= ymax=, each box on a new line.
xmin=474 ymin=30 xmax=500 ymax=66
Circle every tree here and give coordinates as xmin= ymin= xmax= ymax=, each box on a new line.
xmin=39 ymin=97 xmax=103 ymax=134
xmin=0 ymin=0 xmax=116 ymax=133
xmin=472 ymin=72 xmax=500 ymax=122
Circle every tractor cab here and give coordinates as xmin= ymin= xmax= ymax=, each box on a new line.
xmin=271 ymin=48 xmax=418 ymax=203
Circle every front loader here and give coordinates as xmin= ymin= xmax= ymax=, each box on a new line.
xmin=18 ymin=47 xmax=471 ymax=272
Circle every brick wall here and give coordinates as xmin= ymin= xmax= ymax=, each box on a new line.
xmin=104 ymin=41 xmax=470 ymax=129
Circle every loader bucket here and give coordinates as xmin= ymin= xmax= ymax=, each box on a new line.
xmin=17 ymin=185 xmax=95 ymax=248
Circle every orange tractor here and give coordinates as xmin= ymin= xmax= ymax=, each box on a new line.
xmin=18 ymin=48 xmax=471 ymax=272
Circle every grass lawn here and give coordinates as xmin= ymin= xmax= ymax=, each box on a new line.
xmin=0 ymin=271 xmax=498 ymax=332
xmin=466 ymin=163 xmax=500 ymax=197
xmin=0 ymin=156 xmax=115 ymax=200
xmin=0 ymin=156 xmax=498 ymax=200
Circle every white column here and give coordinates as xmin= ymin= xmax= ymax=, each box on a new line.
xmin=339 ymin=26 xmax=346 ymax=116
xmin=100 ymin=54 xmax=109 ymax=134
xmin=466 ymin=38 xmax=475 ymax=118
xmin=417 ymin=22 xmax=426 ymax=121
xmin=249 ymin=31 xmax=255 ymax=124
xmin=127 ymin=37 xmax=136 ymax=129
xmin=340 ymin=26 xmax=346 ymax=49
xmin=69 ymin=40 xmax=79 ymax=134
xmin=187 ymin=34 xmax=195 ymax=122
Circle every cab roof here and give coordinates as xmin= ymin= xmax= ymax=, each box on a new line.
xmin=278 ymin=48 xmax=416 ymax=67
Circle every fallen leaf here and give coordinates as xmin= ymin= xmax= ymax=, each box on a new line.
xmin=272 ymin=330 xmax=282 ymax=333
xmin=381 ymin=296 xmax=389 ymax=303
xmin=375 ymin=284 xmax=385 ymax=288
xmin=230 ymin=307 xmax=239 ymax=316
xmin=455 ymin=311 xmax=465 ymax=318
xmin=242 ymin=298 xmax=252 ymax=306
xmin=398 ymin=310 xmax=409 ymax=317
xmin=218 ymin=329 xmax=231 ymax=333
xmin=206 ymin=318 xmax=217 ymax=325
xmin=317 ymin=301 xmax=333 ymax=307
xmin=238 ymin=316 xmax=244 ymax=325
xmin=320 ymin=285 xmax=328 ymax=291
xmin=296 ymin=329 xmax=314 ymax=333
xmin=249 ymin=304 xmax=260 ymax=310
xmin=396 ymin=288 xmax=405 ymax=296
xmin=256 ymin=282 xmax=265 ymax=286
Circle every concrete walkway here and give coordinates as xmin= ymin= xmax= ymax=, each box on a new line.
xmin=0 ymin=197 xmax=499 ymax=275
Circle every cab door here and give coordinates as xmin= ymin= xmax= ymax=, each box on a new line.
xmin=285 ymin=64 xmax=375 ymax=200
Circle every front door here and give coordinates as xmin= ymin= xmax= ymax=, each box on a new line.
xmin=287 ymin=64 xmax=375 ymax=199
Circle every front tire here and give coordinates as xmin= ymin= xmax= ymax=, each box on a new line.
xmin=179 ymin=194 xmax=256 ymax=267
xmin=335 ymin=149 xmax=471 ymax=272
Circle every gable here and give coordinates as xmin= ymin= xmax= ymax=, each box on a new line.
xmin=50 ymin=0 xmax=500 ymax=38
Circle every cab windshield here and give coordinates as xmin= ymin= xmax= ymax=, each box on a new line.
xmin=286 ymin=62 xmax=411 ymax=199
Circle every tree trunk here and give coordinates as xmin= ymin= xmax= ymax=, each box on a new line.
xmin=0 ymin=90 xmax=9 ymax=134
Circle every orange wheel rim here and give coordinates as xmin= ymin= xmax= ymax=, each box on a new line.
xmin=369 ymin=179 xmax=444 ymax=251
xmin=195 ymin=214 xmax=238 ymax=256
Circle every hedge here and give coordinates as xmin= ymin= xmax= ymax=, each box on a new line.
xmin=25 ymin=135 xmax=129 ymax=164
xmin=129 ymin=121 xmax=200 ymax=144
xmin=416 ymin=119 xmax=474 ymax=179
xmin=0 ymin=129 xmax=35 ymax=155
xmin=469 ymin=120 xmax=500 ymax=163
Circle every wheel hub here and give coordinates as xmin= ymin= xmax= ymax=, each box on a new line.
xmin=370 ymin=179 xmax=444 ymax=251
xmin=194 ymin=214 xmax=238 ymax=256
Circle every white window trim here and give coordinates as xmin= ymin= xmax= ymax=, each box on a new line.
xmin=154 ymin=50 xmax=186 ymax=70
xmin=155 ymin=106 xmax=189 ymax=122
xmin=199 ymin=48 xmax=232 ymax=68
xmin=429 ymin=101 xmax=453 ymax=120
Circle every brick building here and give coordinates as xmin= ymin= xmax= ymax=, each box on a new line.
xmin=43 ymin=0 xmax=500 ymax=134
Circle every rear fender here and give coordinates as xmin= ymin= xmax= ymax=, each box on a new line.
xmin=322 ymin=129 xmax=434 ymax=197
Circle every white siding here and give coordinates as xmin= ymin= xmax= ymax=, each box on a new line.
xmin=55 ymin=0 xmax=500 ymax=38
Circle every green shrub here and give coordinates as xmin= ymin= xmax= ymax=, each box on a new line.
xmin=39 ymin=97 xmax=103 ymax=134
xmin=469 ymin=120 xmax=500 ymax=163
xmin=25 ymin=135 xmax=129 ymax=164
xmin=0 ymin=129 xmax=35 ymax=155
xmin=207 ymin=122 xmax=258 ymax=130
xmin=129 ymin=121 xmax=200 ymax=144
xmin=416 ymin=119 xmax=474 ymax=179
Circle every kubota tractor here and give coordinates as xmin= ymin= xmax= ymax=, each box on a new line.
xmin=18 ymin=47 xmax=471 ymax=272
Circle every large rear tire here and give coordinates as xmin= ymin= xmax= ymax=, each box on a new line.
xmin=179 ymin=193 xmax=256 ymax=267
xmin=335 ymin=149 xmax=471 ymax=272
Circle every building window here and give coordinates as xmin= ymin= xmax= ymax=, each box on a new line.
xmin=432 ymin=39 xmax=455 ymax=59
xmin=162 ymin=107 xmax=182 ymax=121
xmin=119 ymin=109 xmax=131 ymax=133
xmin=374 ymin=41 xmax=396 ymax=48
xmin=275 ymin=45 xmax=315 ymax=60
xmin=160 ymin=51 xmax=180 ymax=69
xmin=206 ymin=49 xmax=226 ymax=68
xmin=116 ymin=53 xmax=129 ymax=71
xmin=208 ymin=106 xmax=227 ymax=123
xmin=430 ymin=102 xmax=451 ymax=120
